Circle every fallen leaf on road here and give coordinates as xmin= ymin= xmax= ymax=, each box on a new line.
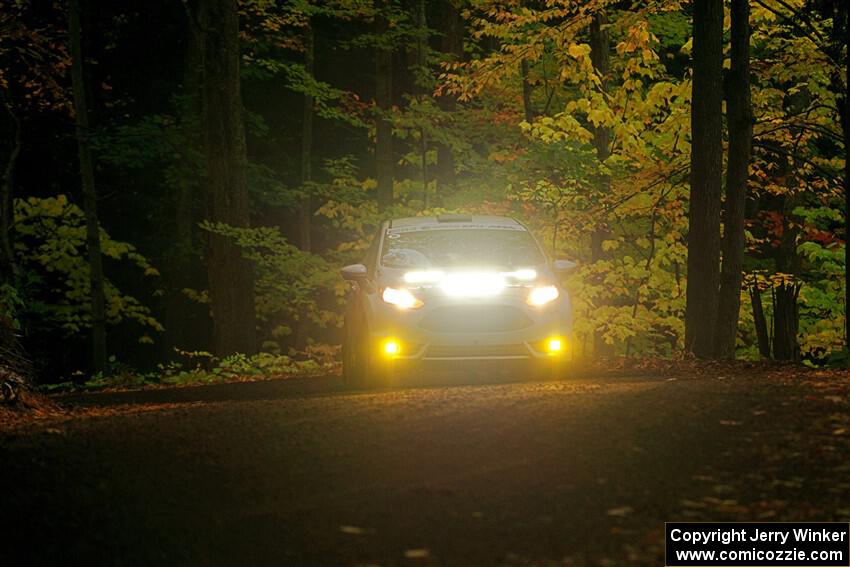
xmin=719 ymin=420 xmax=742 ymax=426
xmin=606 ymin=506 xmax=633 ymax=518
xmin=404 ymin=549 xmax=430 ymax=559
xmin=833 ymin=428 xmax=846 ymax=436
xmin=339 ymin=525 xmax=365 ymax=535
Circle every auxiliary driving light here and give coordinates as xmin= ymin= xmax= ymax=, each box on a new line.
xmin=383 ymin=339 xmax=401 ymax=357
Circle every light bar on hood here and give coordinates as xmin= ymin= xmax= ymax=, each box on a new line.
xmin=440 ymin=272 xmax=506 ymax=298
xmin=504 ymin=269 xmax=537 ymax=281
xmin=403 ymin=270 xmax=445 ymax=284
xmin=403 ymin=268 xmax=537 ymax=285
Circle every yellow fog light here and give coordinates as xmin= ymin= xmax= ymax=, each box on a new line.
xmin=547 ymin=338 xmax=563 ymax=353
xmin=383 ymin=339 xmax=401 ymax=357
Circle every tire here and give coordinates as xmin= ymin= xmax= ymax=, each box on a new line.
xmin=530 ymin=358 xmax=569 ymax=382
xmin=367 ymin=355 xmax=392 ymax=389
xmin=343 ymin=319 xmax=390 ymax=390
xmin=342 ymin=320 xmax=366 ymax=389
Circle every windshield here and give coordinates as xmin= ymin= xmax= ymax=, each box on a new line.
xmin=380 ymin=227 xmax=545 ymax=269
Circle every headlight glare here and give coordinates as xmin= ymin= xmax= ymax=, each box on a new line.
xmin=382 ymin=287 xmax=423 ymax=310
xmin=527 ymin=285 xmax=560 ymax=307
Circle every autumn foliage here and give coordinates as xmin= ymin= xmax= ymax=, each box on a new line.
xmin=0 ymin=0 xmax=846 ymax=383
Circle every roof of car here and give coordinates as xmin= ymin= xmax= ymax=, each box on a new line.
xmin=389 ymin=215 xmax=524 ymax=228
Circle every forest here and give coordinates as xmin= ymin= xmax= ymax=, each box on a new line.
xmin=0 ymin=0 xmax=847 ymax=386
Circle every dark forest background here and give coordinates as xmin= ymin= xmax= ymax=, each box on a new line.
xmin=0 ymin=0 xmax=847 ymax=384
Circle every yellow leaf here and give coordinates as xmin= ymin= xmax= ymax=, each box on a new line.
xmin=567 ymin=44 xmax=590 ymax=59
xmin=339 ymin=526 xmax=365 ymax=535
xmin=587 ymin=108 xmax=607 ymax=126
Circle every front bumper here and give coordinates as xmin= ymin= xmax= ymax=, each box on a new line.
xmin=367 ymin=291 xmax=572 ymax=362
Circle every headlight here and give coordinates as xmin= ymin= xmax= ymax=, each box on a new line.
xmin=527 ymin=285 xmax=559 ymax=307
xmin=382 ymin=287 xmax=423 ymax=310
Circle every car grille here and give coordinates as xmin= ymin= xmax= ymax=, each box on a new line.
xmin=418 ymin=306 xmax=533 ymax=333
xmin=425 ymin=344 xmax=529 ymax=359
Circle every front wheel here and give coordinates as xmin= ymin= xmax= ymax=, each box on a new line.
xmin=529 ymin=357 xmax=570 ymax=382
xmin=343 ymin=322 xmax=366 ymax=389
xmin=343 ymin=324 xmax=390 ymax=390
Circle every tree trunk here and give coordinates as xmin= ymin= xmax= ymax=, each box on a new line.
xmin=589 ymin=11 xmax=615 ymax=356
xmin=412 ymin=0 xmax=429 ymax=208
xmin=163 ymin=0 xmax=206 ymax=353
xmin=200 ymin=0 xmax=257 ymax=356
xmin=589 ymin=13 xmax=610 ymax=170
xmin=292 ymin=22 xmax=315 ymax=350
xmin=164 ymin=173 xmax=197 ymax=352
xmin=750 ymin=285 xmax=771 ymax=358
xmin=69 ymin=0 xmax=107 ymax=373
xmin=772 ymin=282 xmax=801 ymax=361
xmin=772 ymin=203 xmax=801 ymax=361
xmin=842 ymin=44 xmax=850 ymax=358
xmin=434 ymin=0 xmax=463 ymax=195
xmin=0 ymin=95 xmax=21 ymax=281
xmin=0 ymin=95 xmax=23 ymax=372
xmin=375 ymin=0 xmax=394 ymax=212
xmin=685 ymin=0 xmax=724 ymax=358
xmin=520 ymin=59 xmax=534 ymax=124
xmin=715 ymin=0 xmax=753 ymax=359
xmin=299 ymin=21 xmax=314 ymax=252
xmin=841 ymin=3 xmax=849 ymax=356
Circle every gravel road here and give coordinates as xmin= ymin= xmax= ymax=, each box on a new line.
xmin=2 ymin=372 xmax=849 ymax=566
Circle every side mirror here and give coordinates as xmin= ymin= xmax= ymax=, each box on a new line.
xmin=553 ymin=259 xmax=578 ymax=274
xmin=341 ymin=263 xmax=368 ymax=281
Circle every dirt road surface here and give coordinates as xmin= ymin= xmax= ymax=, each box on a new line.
xmin=2 ymin=371 xmax=849 ymax=565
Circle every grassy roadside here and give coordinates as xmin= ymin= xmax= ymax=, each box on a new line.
xmin=39 ymin=347 xmax=340 ymax=394
xmin=1 ymin=348 xmax=340 ymax=430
